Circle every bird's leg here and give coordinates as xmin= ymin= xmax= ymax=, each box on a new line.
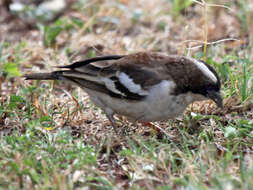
xmin=142 ymin=122 xmax=170 ymax=138
xmin=106 ymin=113 xmax=119 ymax=134
xmin=133 ymin=115 xmax=159 ymax=133
xmin=134 ymin=115 xmax=161 ymax=133
xmin=142 ymin=122 xmax=161 ymax=133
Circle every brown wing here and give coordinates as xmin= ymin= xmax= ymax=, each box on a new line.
xmin=61 ymin=52 xmax=168 ymax=100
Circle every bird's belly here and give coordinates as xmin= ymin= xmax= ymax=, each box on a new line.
xmin=86 ymin=89 xmax=189 ymax=122
xmin=135 ymin=94 xmax=187 ymax=121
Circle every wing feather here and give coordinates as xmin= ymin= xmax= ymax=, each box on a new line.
xmin=25 ymin=52 xmax=169 ymax=100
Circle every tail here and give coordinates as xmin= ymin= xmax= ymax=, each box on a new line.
xmin=23 ymin=71 xmax=62 ymax=80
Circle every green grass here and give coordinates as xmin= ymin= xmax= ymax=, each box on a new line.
xmin=0 ymin=118 xmax=252 ymax=189
xmin=0 ymin=128 xmax=97 ymax=189
xmin=0 ymin=82 xmax=252 ymax=189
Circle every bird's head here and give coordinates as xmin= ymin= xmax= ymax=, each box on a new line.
xmin=165 ymin=56 xmax=223 ymax=108
xmin=191 ymin=59 xmax=223 ymax=108
xmin=197 ymin=83 xmax=223 ymax=108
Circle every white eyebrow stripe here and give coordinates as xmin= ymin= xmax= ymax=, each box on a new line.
xmin=189 ymin=58 xmax=218 ymax=83
xmin=118 ymin=72 xmax=149 ymax=96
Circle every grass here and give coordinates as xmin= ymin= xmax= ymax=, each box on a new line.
xmin=0 ymin=0 xmax=253 ymax=189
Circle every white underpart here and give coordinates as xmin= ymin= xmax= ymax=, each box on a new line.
xmin=85 ymin=79 xmax=206 ymax=122
xmin=102 ymin=78 xmax=126 ymax=96
xmin=148 ymin=80 xmax=175 ymax=99
xmin=118 ymin=72 xmax=149 ymax=95
xmin=189 ymin=58 xmax=218 ymax=83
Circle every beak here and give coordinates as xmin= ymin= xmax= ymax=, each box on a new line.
xmin=207 ymin=91 xmax=223 ymax=108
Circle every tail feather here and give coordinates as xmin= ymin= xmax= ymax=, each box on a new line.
xmin=23 ymin=72 xmax=61 ymax=80
xmin=23 ymin=70 xmax=108 ymax=94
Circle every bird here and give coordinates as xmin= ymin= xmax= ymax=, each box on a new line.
xmin=23 ymin=52 xmax=223 ymax=133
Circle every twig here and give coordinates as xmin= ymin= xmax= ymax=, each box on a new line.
xmin=183 ymin=38 xmax=240 ymax=50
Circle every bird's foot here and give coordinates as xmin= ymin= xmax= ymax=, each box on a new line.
xmin=142 ymin=122 xmax=161 ymax=133
xmin=142 ymin=122 xmax=170 ymax=139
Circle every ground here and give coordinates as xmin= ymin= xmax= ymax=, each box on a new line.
xmin=0 ymin=0 xmax=253 ymax=189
